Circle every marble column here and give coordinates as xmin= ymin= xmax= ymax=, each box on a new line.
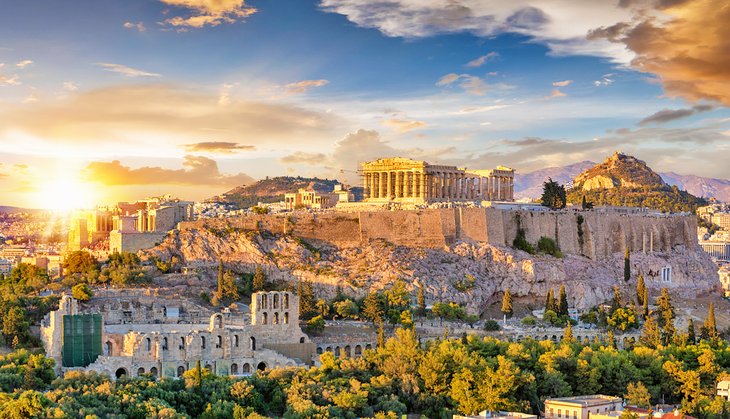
xmin=420 ymin=173 xmax=426 ymax=200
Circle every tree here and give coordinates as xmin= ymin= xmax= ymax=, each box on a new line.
xmin=417 ymin=283 xmax=426 ymax=316
xmin=626 ymin=382 xmax=651 ymax=408
xmin=501 ymin=289 xmax=513 ymax=321
xmin=252 ymin=265 xmax=266 ymax=292
xmin=610 ymin=286 xmax=622 ymax=315
xmin=2 ymin=306 xmax=29 ymax=346
xmin=563 ymin=320 xmax=574 ymax=343
xmin=702 ymin=303 xmax=718 ymax=341
xmin=315 ymin=299 xmax=330 ymax=318
xmin=640 ymin=315 xmax=661 ymax=348
xmin=298 ymin=281 xmax=317 ymax=320
xmin=333 ymin=299 xmax=359 ymax=319
xmin=557 ymin=285 xmax=568 ymax=316
xmin=687 ymin=318 xmax=696 ymax=344
xmin=656 ymin=288 xmax=676 ymax=345
xmin=221 ymin=270 xmax=240 ymax=301
xmin=636 ymin=273 xmax=646 ymax=306
xmin=545 ymin=289 xmax=556 ymax=313
xmin=541 ymin=178 xmax=567 ymax=210
xmin=305 ymin=316 xmax=325 ymax=334
xmin=217 ymin=260 xmax=224 ymax=296
xmin=624 ymin=247 xmax=631 ymax=282
xmin=363 ymin=292 xmax=387 ymax=324
xmin=71 ymin=283 xmax=93 ymax=302
xmin=641 ymin=287 xmax=649 ymax=318
xmin=376 ymin=322 xmax=385 ymax=348
xmin=63 ymin=251 xmax=99 ymax=277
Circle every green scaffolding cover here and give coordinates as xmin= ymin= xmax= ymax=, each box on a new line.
xmin=62 ymin=314 xmax=102 ymax=368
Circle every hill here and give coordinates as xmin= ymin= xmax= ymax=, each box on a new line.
xmin=214 ymin=176 xmax=352 ymax=208
xmin=566 ymin=152 xmax=705 ymax=212
xmin=661 ymin=172 xmax=730 ymax=202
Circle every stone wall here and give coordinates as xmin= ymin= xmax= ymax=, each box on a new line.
xmin=110 ymin=231 xmax=167 ymax=253
xmin=177 ymin=208 xmax=699 ymax=260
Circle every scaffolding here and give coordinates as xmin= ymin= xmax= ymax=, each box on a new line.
xmin=62 ymin=314 xmax=102 ymax=368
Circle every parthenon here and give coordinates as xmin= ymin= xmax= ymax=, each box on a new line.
xmin=360 ymin=157 xmax=514 ymax=203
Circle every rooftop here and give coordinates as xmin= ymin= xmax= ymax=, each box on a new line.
xmin=545 ymin=395 xmax=622 ymax=407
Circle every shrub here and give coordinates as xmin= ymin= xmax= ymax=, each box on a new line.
xmin=513 ymin=229 xmax=535 ymax=254
xmin=484 ymin=320 xmax=501 ymax=331
xmin=305 ymin=315 xmax=325 ymax=334
xmin=71 ymin=284 xmax=93 ymax=302
xmin=537 ymin=237 xmax=562 ymax=258
xmin=521 ymin=315 xmax=537 ymax=326
xmin=251 ymin=206 xmax=269 ymax=215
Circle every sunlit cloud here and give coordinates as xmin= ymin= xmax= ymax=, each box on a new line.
xmin=465 ymin=51 xmax=498 ymax=67
xmin=284 ymin=79 xmax=329 ymax=94
xmin=381 ymin=118 xmax=427 ymax=133
xmin=552 ymin=80 xmax=573 ymax=87
xmin=96 ymin=63 xmax=161 ymax=78
xmin=436 ymin=73 xmax=489 ymax=95
xmin=449 ymin=105 xmax=510 ymax=115
xmin=159 ymin=0 xmax=257 ymax=28
xmin=15 ymin=60 xmax=33 ymax=69
xmin=83 ymin=155 xmax=255 ymax=186
xmin=183 ymin=141 xmax=256 ymax=154
xmin=63 ymin=82 xmax=78 ymax=91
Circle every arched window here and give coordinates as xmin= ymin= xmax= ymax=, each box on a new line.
xmin=204 ymin=364 xmax=213 ymax=372
xmin=180 ymin=337 xmax=186 ymax=350
xmin=262 ymin=294 xmax=268 ymax=309
xmin=150 ymin=367 xmax=158 ymax=377
xmin=242 ymin=363 xmax=251 ymax=373
xmin=274 ymin=312 xmax=279 ymax=324
xmin=115 ymin=368 xmax=127 ymax=379
xmin=284 ymin=294 xmax=289 ymax=309
xmin=145 ymin=338 xmax=151 ymax=352
xmin=316 ymin=347 xmax=323 ymax=355
xmin=137 ymin=367 xmax=145 ymax=376
xmin=300 ymin=337 xmax=305 ymax=343
xmin=273 ymin=294 xmax=279 ymax=309
xmin=284 ymin=312 xmax=289 ymax=324
xmin=345 ymin=345 xmax=351 ymax=357
xmin=105 ymin=341 xmax=113 ymax=356
xmin=162 ymin=337 xmax=168 ymax=350
xmin=355 ymin=345 xmax=362 ymax=356
xmin=234 ymin=335 xmax=239 ymax=347
xmin=201 ymin=336 xmax=206 ymax=349
xmin=177 ymin=366 xmax=185 ymax=377
xmin=215 ymin=315 xmax=223 ymax=328
xmin=250 ymin=336 xmax=256 ymax=351
xmin=216 ymin=335 xmax=222 ymax=348
xmin=231 ymin=363 xmax=239 ymax=375
xmin=262 ymin=312 xmax=268 ymax=324
xmin=257 ymin=362 xmax=266 ymax=371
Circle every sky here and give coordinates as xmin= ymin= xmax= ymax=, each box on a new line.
xmin=1 ymin=0 xmax=729 ymax=209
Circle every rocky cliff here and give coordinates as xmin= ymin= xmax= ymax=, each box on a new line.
xmin=144 ymin=208 xmax=719 ymax=313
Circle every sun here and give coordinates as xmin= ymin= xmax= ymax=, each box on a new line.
xmin=33 ymin=174 xmax=97 ymax=212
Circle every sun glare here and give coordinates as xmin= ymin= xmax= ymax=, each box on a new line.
xmin=34 ymin=174 xmax=97 ymax=212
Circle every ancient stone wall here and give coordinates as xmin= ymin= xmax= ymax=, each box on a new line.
xmin=179 ymin=208 xmax=698 ymax=260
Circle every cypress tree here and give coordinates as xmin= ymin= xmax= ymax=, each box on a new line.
xmin=501 ymin=288 xmax=514 ymax=320
xmin=217 ymin=260 xmax=224 ymax=296
xmin=640 ymin=315 xmax=661 ymax=348
xmin=545 ymin=289 xmax=555 ymax=313
xmin=687 ymin=318 xmax=696 ymax=344
xmin=558 ymin=285 xmax=568 ymax=316
xmin=417 ymin=283 xmax=426 ymax=316
xmin=377 ymin=322 xmax=385 ymax=348
xmin=252 ymin=264 xmax=266 ymax=292
xmin=642 ymin=288 xmax=649 ymax=318
xmin=656 ymin=288 xmax=676 ymax=345
xmin=704 ymin=302 xmax=718 ymax=340
xmin=624 ymin=247 xmax=631 ymax=282
xmin=636 ymin=273 xmax=646 ymax=306
xmin=610 ymin=286 xmax=622 ymax=315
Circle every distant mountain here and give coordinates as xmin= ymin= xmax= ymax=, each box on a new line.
xmin=514 ymin=161 xmax=595 ymax=200
xmin=213 ymin=176 xmax=363 ymax=208
xmin=516 ymin=159 xmax=730 ymax=203
xmin=566 ymin=152 xmax=705 ymax=212
xmin=660 ymin=172 xmax=730 ymax=202
xmin=0 ymin=206 xmax=41 ymax=214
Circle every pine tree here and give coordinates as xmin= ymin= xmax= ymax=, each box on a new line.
xmin=501 ymin=288 xmax=513 ymax=320
xmin=687 ymin=318 xmax=696 ymax=344
xmin=624 ymin=247 xmax=631 ymax=282
xmin=640 ymin=315 xmax=661 ymax=348
xmin=298 ymin=280 xmax=317 ymax=320
xmin=704 ymin=302 xmax=718 ymax=340
xmin=636 ymin=273 xmax=646 ymax=306
xmin=558 ymin=285 xmax=568 ymax=316
xmin=581 ymin=195 xmax=587 ymax=210
xmin=417 ymin=283 xmax=426 ymax=316
xmin=252 ymin=264 xmax=266 ymax=292
xmin=222 ymin=270 xmax=240 ymax=301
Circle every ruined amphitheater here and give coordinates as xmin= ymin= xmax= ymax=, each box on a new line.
xmin=40 ymin=290 xmax=363 ymax=379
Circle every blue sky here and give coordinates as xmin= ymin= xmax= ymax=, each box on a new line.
xmin=0 ymin=0 xmax=728 ymax=208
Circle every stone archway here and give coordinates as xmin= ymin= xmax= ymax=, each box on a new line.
xmin=115 ymin=368 xmax=128 ymax=379
xmin=257 ymin=362 xmax=267 ymax=371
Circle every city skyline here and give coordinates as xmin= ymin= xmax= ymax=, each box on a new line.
xmin=1 ymin=0 xmax=729 ymax=209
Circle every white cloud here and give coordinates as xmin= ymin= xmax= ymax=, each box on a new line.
xmin=123 ymin=21 xmax=146 ymax=32
xmin=96 ymin=63 xmax=161 ymax=78
xmin=63 ymin=82 xmax=78 ymax=91
xmin=0 ymin=73 xmax=20 ymax=86
xmin=465 ymin=51 xmax=498 ymax=68
xmin=436 ymin=73 xmax=489 ymax=95
xmin=319 ymin=0 xmax=637 ymax=63
xmin=449 ymin=104 xmax=510 ymax=115
xmin=381 ymin=118 xmax=427 ymax=133
xmin=15 ymin=60 xmax=33 ymax=69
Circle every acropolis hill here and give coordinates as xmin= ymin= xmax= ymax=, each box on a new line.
xmin=146 ymin=206 xmax=718 ymax=312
